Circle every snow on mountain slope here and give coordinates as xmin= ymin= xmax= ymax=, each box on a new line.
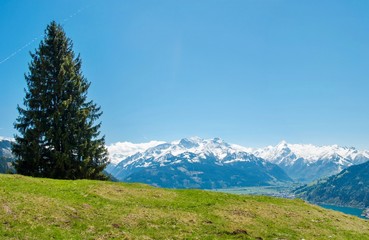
xmin=254 ymin=141 xmax=369 ymax=165
xmin=107 ymin=137 xmax=292 ymax=188
xmin=0 ymin=136 xmax=14 ymax=141
xmin=107 ymin=138 xmax=369 ymax=184
xmin=0 ymin=138 xmax=15 ymax=173
xmin=107 ymin=140 xmax=165 ymax=164
xmin=0 ymin=138 xmax=13 ymax=159
xmin=117 ymin=137 xmax=257 ymax=166
xmin=253 ymin=141 xmax=369 ymax=182
xmin=142 ymin=137 xmax=242 ymax=160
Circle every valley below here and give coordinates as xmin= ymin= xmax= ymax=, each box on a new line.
xmin=213 ymin=183 xmax=369 ymax=220
xmin=212 ymin=183 xmax=300 ymax=199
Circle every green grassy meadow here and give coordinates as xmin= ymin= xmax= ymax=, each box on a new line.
xmin=1 ymin=174 xmax=368 ymax=239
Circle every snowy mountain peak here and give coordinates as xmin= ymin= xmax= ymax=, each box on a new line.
xmin=276 ymin=140 xmax=288 ymax=148
xmin=149 ymin=137 xmax=237 ymax=161
xmin=178 ymin=138 xmax=200 ymax=148
xmin=108 ymin=137 xmax=261 ymax=168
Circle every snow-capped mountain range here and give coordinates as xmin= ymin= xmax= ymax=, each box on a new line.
xmin=2 ymin=136 xmax=369 ymax=186
xmin=107 ymin=137 xmax=253 ymax=165
xmin=107 ymin=137 xmax=369 ymax=184
xmin=253 ymin=141 xmax=369 ymax=182
xmin=107 ymin=137 xmax=291 ymax=188
xmin=254 ymin=140 xmax=369 ymax=164
xmin=108 ymin=137 xmax=253 ymax=166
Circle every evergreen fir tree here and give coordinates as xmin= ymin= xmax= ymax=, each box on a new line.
xmin=12 ymin=21 xmax=109 ymax=180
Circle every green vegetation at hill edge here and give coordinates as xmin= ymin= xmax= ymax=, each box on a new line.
xmin=294 ymin=161 xmax=369 ymax=208
xmin=1 ymin=174 xmax=368 ymax=240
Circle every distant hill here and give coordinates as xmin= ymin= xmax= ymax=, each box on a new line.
xmin=294 ymin=160 xmax=369 ymax=208
xmin=0 ymin=157 xmax=14 ymax=173
xmin=107 ymin=137 xmax=292 ymax=188
xmin=1 ymin=174 xmax=369 ymax=239
xmin=0 ymin=139 xmax=15 ymax=173
xmin=0 ymin=139 xmax=12 ymax=157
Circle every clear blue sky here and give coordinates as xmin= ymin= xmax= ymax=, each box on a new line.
xmin=1 ymin=0 xmax=369 ymax=148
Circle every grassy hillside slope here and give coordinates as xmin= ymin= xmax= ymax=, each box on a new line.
xmin=0 ymin=174 xmax=368 ymax=240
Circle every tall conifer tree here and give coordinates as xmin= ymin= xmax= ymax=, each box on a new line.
xmin=13 ymin=21 xmax=109 ymax=180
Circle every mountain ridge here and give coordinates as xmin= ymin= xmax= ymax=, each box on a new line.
xmin=107 ymin=137 xmax=369 ymax=183
xmin=294 ymin=160 xmax=369 ymax=208
xmin=107 ymin=137 xmax=292 ymax=188
xmin=253 ymin=141 xmax=369 ymax=182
